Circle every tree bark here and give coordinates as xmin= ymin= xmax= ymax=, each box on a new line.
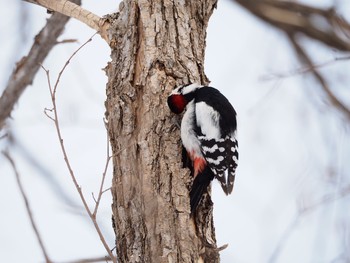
xmin=104 ymin=0 xmax=218 ymax=262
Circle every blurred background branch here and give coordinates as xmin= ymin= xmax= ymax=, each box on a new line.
xmin=22 ymin=0 xmax=110 ymax=42
xmin=234 ymin=0 xmax=350 ymax=118
xmin=3 ymin=151 xmax=52 ymax=263
xmin=235 ymin=0 xmax=350 ymax=51
xmin=288 ymin=33 xmax=350 ymax=120
xmin=0 ymin=0 xmax=81 ymax=131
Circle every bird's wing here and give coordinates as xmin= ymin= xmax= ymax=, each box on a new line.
xmin=195 ymin=101 xmax=238 ymax=194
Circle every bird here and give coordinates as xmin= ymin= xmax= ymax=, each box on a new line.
xmin=167 ymin=83 xmax=238 ymax=213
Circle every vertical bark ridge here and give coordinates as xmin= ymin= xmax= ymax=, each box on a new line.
xmin=105 ymin=0 xmax=218 ymax=262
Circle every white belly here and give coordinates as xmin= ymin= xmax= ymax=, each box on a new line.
xmin=181 ymin=101 xmax=203 ymax=159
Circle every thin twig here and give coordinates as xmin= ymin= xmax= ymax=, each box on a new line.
xmin=91 ymin=135 xmax=135 ymax=217
xmin=261 ymin=55 xmax=350 ymax=81
xmin=102 ymin=187 xmax=112 ymax=195
xmin=268 ymin=184 xmax=350 ymax=263
xmin=268 ymin=215 xmax=300 ymax=263
xmin=0 ymin=133 xmax=8 ymax=140
xmin=216 ymin=244 xmax=228 ymax=252
xmin=3 ymin=151 xmax=52 ymax=263
xmin=288 ymin=33 xmax=350 ymax=120
xmin=92 ymin=192 xmax=98 ymax=204
xmin=53 ymin=33 xmax=97 ymax=95
xmin=56 ymin=39 xmax=78 ymax=45
xmin=57 ymin=255 xmax=112 ymax=263
xmin=44 ymin=107 xmax=55 ymax=122
xmin=300 ymin=185 xmax=350 ymax=214
xmin=41 ymin=35 xmax=116 ymax=262
xmin=93 ymin=131 xmax=112 ymax=217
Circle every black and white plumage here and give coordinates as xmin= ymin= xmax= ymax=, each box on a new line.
xmin=167 ymin=83 xmax=238 ymax=213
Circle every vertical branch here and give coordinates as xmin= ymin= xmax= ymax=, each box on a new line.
xmin=93 ymin=131 xmax=112 ymax=217
xmin=40 ymin=34 xmax=117 ymax=263
xmin=3 ymin=152 xmax=52 ymax=263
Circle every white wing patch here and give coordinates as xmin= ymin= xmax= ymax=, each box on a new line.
xmin=195 ymin=102 xmax=221 ymax=139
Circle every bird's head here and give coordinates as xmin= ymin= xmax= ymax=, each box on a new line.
xmin=167 ymin=83 xmax=202 ymax=114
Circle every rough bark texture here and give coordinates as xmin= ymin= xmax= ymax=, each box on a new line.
xmin=104 ymin=0 xmax=218 ymax=262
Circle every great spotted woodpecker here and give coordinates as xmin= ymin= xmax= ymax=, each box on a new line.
xmin=167 ymin=83 xmax=238 ymax=213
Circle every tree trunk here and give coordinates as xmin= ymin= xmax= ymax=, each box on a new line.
xmin=105 ymin=1 xmax=218 ymax=262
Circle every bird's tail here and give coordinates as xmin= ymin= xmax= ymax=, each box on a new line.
xmin=190 ymin=166 xmax=215 ymax=215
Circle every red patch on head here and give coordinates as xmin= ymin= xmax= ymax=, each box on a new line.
xmin=167 ymin=95 xmax=187 ymax=114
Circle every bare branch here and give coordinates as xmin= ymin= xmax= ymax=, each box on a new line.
xmin=40 ymin=37 xmax=116 ymax=262
xmin=93 ymin=131 xmax=112 ymax=217
xmin=300 ymin=185 xmax=350 ymax=214
xmin=268 ymin=182 xmax=350 ymax=263
xmin=56 ymin=39 xmax=79 ymax=45
xmin=3 ymin=151 xmax=52 ymax=263
xmin=0 ymin=133 xmax=8 ymax=140
xmin=23 ymin=0 xmax=110 ymax=43
xmin=288 ymin=34 xmax=350 ymax=120
xmin=44 ymin=107 xmax=55 ymax=122
xmin=268 ymin=215 xmax=300 ymax=263
xmin=216 ymin=244 xmax=229 ymax=252
xmin=234 ymin=0 xmax=350 ymax=51
xmin=102 ymin=187 xmax=112 ymax=195
xmin=58 ymin=256 xmax=112 ymax=263
xmin=0 ymin=0 xmax=81 ymax=131
xmin=261 ymin=55 xmax=350 ymax=80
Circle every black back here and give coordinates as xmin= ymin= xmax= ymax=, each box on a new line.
xmin=194 ymin=86 xmax=237 ymax=136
